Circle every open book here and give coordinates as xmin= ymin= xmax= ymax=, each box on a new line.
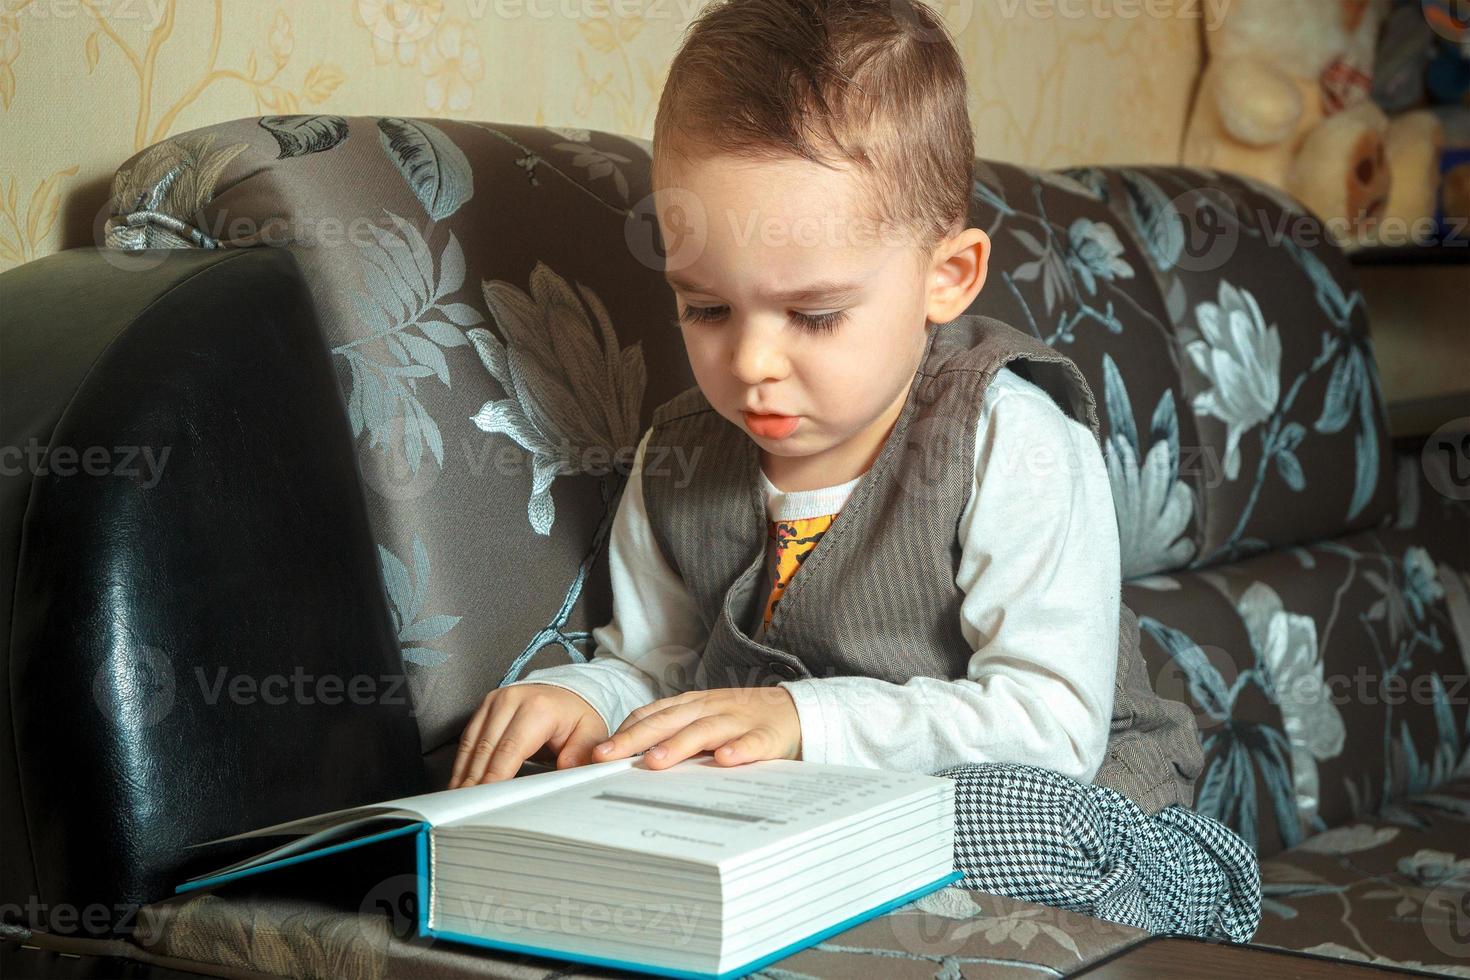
xmin=178 ymin=754 xmax=961 ymax=980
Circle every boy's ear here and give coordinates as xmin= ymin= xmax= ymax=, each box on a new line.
xmin=924 ymin=228 xmax=990 ymax=324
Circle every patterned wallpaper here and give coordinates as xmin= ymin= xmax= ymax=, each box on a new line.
xmin=0 ymin=0 xmax=1204 ymax=271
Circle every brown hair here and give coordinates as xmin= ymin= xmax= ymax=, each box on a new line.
xmin=651 ymin=0 xmax=974 ymax=260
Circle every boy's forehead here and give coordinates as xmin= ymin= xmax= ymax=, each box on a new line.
xmin=663 ymin=269 xmax=871 ymax=303
xmin=651 ymin=151 xmax=927 ymax=284
xmin=655 ymin=150 xmax=870 ymax=217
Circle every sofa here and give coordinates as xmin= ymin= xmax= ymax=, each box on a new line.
xmin=2 ymin=115 xmax=1467 ymax=978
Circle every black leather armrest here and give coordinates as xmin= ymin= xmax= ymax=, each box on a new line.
xmin=0 ymin=246 xmax=426 ymax=934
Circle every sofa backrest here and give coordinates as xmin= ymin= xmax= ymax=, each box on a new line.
xmin=103 ymin=117 xmax=1397 ymax=766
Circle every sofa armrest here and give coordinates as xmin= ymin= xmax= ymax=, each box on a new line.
xmin=0 ymin=246 xmax=426 ymax=933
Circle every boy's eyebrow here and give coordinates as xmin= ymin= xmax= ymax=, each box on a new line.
xmin=663 ymin=272 xmax=865 ymax=303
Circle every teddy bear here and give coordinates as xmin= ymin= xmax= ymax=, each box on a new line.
xmin=1181 ymin=0 xmax=1419 ymax=246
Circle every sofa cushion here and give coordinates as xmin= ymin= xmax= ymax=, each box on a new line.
xmin=1123 ymin=451 xmax=1470 ymax=859
xmin=1253 ymin=776 xmax=1470 ymax=976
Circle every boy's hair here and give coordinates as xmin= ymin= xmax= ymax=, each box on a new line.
xmin=651 ymin=0 xmax=974 ymax=261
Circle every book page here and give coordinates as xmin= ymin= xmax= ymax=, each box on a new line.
xmin=181 ymin=758 xmax=644 ymax=882
xmin=198 ymin=756 xmax=641 ymax=846
xmin=446 ymin=755 xmax=944 ymax=865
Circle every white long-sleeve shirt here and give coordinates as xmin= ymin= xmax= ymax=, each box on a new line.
xmin=502 ymin=366 xmax=1121 ymax=782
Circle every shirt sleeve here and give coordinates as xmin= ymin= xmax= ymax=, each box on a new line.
xmin=500 ymin=427 xmax=709 ymax=739
xmin=777 ymin=370 xmax=1120 ymax=781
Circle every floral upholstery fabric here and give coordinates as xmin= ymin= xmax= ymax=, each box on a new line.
xmin=112 ymin=117 xmax=679 ymax=754
xmin=1066 ymin=165 xmax=1396 ymax=564
xmin=104 ymin=117 xmax=1470 ymax=976
xmin=1254 ymin=777 xmax=1470 ymax=976
xmin=1124 ymin=452 xmax=1470 ymax=861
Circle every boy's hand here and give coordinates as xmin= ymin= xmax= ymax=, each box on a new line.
xmin=449 ymin=684 xmax=609 ymax=789
xmin=592 ymin=687 xmax=802 ymax=769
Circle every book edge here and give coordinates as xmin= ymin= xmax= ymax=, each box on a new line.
xmin=415 ymin=867 xmax=964 ymax=979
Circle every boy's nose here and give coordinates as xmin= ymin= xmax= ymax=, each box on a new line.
xmin=729 ymin=324 xmax=788 ymax=386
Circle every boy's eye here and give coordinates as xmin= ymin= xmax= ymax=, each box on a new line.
xmin=677 ymin=305 xmax=847 ymax=335
xmin=790 ymin=309 xmax=847 ymax=334
xmin=673 ymin=302 xmax=726 ymax=326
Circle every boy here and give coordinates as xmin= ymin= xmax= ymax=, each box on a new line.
xmin=451 ymin=0 xmax=1260 ymax=942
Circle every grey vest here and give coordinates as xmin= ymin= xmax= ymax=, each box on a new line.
xmin=640 ymin=312 xmax=1204 ymax=814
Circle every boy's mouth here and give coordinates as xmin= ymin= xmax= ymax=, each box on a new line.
xmin=742 ymin=411 xmax=801 ymax=440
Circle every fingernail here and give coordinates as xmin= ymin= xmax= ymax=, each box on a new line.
xmin=595 ymin=742 xmax=612 ymax=753
xmin=650 ymin=746 xmax=666 ymax=759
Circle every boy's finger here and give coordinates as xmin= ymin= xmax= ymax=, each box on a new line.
xmin=597 ymin=702 xmax=692 ymax=760
xmin=461 ymin=701 xmax=547 ymax=787
xmin=712 ymin=730 xmax=766 ymax=766
xmin=449 ymin=694 xmax=497 ymax=788
xmin=556 ymin=716 xmax=612 ymax=770
xmin=641 ymin=714 xmax=736 ymax=770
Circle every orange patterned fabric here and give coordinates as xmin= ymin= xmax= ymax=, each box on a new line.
xmin=761 ymin=513 xmax=838 ymax=630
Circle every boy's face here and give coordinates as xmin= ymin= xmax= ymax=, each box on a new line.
xmin=653 ymin=150 xmax=988 ymax=489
